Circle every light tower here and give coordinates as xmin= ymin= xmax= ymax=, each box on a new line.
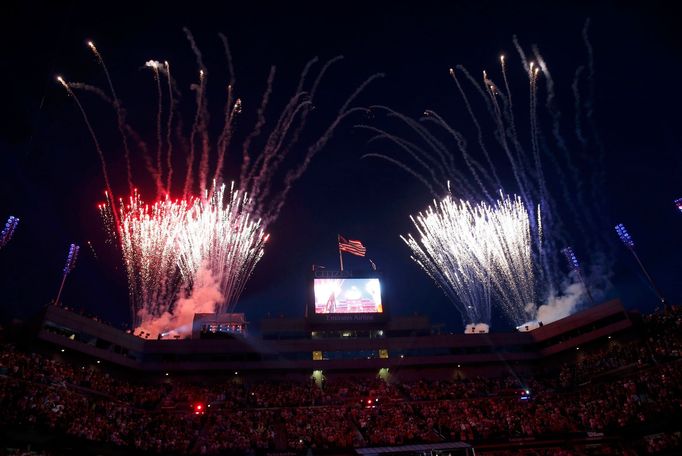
xmin=614 ymin=223 xmax=666 ymax=308
xmin=561 ymin=247 xmax=595 ymax=306
xmin=55 ymin=244 xmax=80 ymax=306
xmin=0 ymin=216 xmax=20 ymax=250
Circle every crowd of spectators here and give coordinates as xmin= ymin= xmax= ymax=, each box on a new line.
xmin=1 ymin=306 xmax=681 ymax=454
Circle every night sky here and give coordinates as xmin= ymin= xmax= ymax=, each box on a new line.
xmin=1 ymin=1 xmax=680 ymax=333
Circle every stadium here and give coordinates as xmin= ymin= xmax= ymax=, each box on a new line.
xmin=2 ymin=2 xmax=682 ymax=456
xmin=1 ymin=267 xmax=680 ymax=454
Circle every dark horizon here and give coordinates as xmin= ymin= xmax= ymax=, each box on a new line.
xmin=1 ymin=0 xmax=680 ymax=334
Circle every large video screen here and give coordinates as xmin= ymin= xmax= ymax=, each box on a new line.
xmin=314 ymin=278 xmax=383 ymax=314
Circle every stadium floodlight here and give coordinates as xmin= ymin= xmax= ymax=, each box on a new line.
xmin=63 ymin=244 xmax=80 ymax=275
xmin=614 ymin=223 xmax=634 ymax=249
xmin=561 ymin=247 xmax=580 ymax=270
xmin=561 ymin=247 xmax=594 ymax=305
xmin=55 ymin=243 xmax=80 ymax=306
xmin=0 ymin=216 xmax=20 ymax=250
xmin=614 ymin=224 xmax=666 ymax=307
xmin=675 ymin=198 xmax=682 ymax=213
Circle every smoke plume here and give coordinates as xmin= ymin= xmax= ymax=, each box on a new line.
xmin=535 ymin=271 xmax=585 ymax=324
xmin=135 ymin=264 xmax=223 ymax=339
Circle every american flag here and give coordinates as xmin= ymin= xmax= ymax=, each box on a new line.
xmin=338 ymin=235 xmax=366 ymax=257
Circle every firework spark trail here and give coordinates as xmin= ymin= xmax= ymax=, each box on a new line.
xmin=512 ymin=35 xmax=530 ymax=74
xmin=500 ymin=55 xmax=514 ymax=119
xmin=182 ymin=29 xmax=213 ymax=195
xmin=360 ymin=125 xmax=444 ymax=187
xmin=97 ymin=193 xmax=117 ymax=242
xmin=243 ymin=97 xmax=314 ymax=212
xmin=86 ymin=240 xmax=98 ymax=260
xmin=57 ymin=77 xmax=119 ymax=228
xmin=496 ymin=86 xmax=535 ymax=197
xmin=450 ymin=68 xmax=502 ymax=194
xmin=483 ymin=71 xmax=504 ymax=137
xmin=581 ymin=19 xmax=611 ymax=248
xmin=145 ymin=61 xmax=165 ymax=188
xmin=423 ymin=100 xmax=494 ymax=202
xmin=421 ymin=110 xmax=483 ymax=198
xmin=420 ymin=110 xmax=458 ymax=174
xmin=520 ymin=62 xmax=552 ymax=290
xmin=183 ymin=69 xmax=204 ymax=197
xmin=531 ymin=48 xmax=593 ymax=243
xmin=582 ymin=19 xmax=596 ymax=122
xmin=213 ymin=34 xmax=238 ymax=188
xmin=498 ymin=54 xmax=530 ymax=180
xmin=87 ymin=41 xmax=134 ymax=194
xmin=531 ymin=49 xmax=566 ymax=151
xmin=197 ymin=72 xmax=212 ymax=194
xmin=363 ymin=152 xmax=440 ymax=196
xmin=380 ymin=108 xmax=452 ymax=178
xmin=361 ymin=108 xmax=451 ymax=184
xmin=66 ymin=81 xmax=166 ymax=196
xmin=238 ymin=66 xmax=278 ymax=188
xmin=512 ymin=36 xmax=546 ymax=196
xmin=363 ymin=127 xmax=473 ymax=199
xmin=218 ymin=33 xmax=236 ymax=87
xmin=572 ymin=66 xmax=587 ymax=145
xmin=243 ymin=71 xmax=385 ymax=224
xmin=265 ymin=72 xmax=384 ymax=224
xmin=568 ymin=61 xmax=612 ymax=278
xmin=65 ymin=82 xmax=112 ymax=102
xmin=126 ymin=126 xmax=167 ymax=197
xmin=459 ymin=66 xmax=509 ymax=190
xmin=360 ymin=126 xmax=444 ymax=190
xmin=533 ymin=124 xmax=592 ymax=254
xmin=184 ymin=27 xmax=207 ymax=72
xmin=268 ymin=57 xmax=342 ymax=174
xmin=255 ymin=57 xmax=346 ymax=203
xmin=528 ymin=62 xmax=546 ymax=201
xmin=482 ymin=73 xmax=532 ymax=206
xmin=213 ymin=92 xmax=241 ymax=185
xmin=369 ymin=109 xmax=495 ymax=203
xmin=164 ymin=61 xmax=176 ymax=192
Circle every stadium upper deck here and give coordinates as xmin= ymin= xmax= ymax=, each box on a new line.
xmin=35 ymin=299 xmax=634 ymax=375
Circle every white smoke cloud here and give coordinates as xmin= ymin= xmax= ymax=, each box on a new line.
xmin=535 ymin=271 xmax=586 ymax=324
xmin=135 ymin=265 xmax=223 ymax=339
xmin=464 ymin=323 xmax=490 ymax=334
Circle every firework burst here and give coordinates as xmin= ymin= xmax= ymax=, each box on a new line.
xmin=365 ymin=23 xmax=608 ymax=326
xmin=60 ymin=32 xmax=379 ymax=335
xmin=116 ymin=184 xmax=267 ymax=330
xmin=403 ymin=193 xmax=535 ymax=327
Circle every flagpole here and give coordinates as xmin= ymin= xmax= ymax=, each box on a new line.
xmin=338 ymin=236 xmax=344 ymax=271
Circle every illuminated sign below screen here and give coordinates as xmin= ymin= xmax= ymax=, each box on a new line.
xmin=314 ymin=278 xmax=383 ymax=314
